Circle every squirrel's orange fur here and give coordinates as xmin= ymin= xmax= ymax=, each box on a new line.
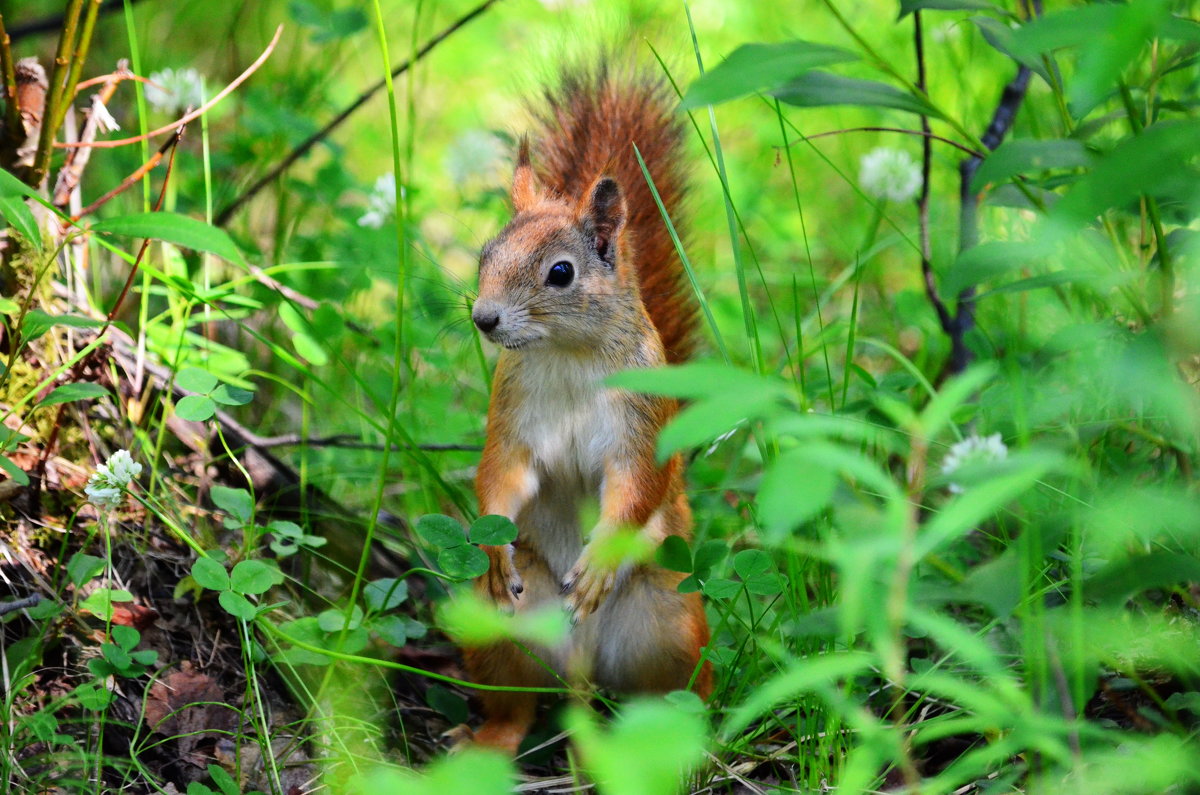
xmin=464 ymin=62 xmax=710 ymax=755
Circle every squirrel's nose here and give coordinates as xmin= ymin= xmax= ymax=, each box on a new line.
xmin=473 ymin=307 xmax=500 ymax=334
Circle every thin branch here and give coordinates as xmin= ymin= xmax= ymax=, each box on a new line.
xmin=781 ymin=126 xmax=985 ymax=159
xmin=55 ymin=62 xmax=128 ymax=208
xmin=247 ymin=433 xmax=482 ymax=453
xmin=0 ymin=13 xmax=20 ymax=138
xmin=29 ymin=0 xmax=83 ymax=188
xmin=0 ymin=594 xmax=40 ymax=616
xmin=914 ymin=11 xmax=951 ymax=333
xmin=58 ymin=24 xmax=283 ymax=150
xmin=215 ymin=0 xmax=502 ymax=226
xmin=72 ymin=123 xmax=180 ymax=219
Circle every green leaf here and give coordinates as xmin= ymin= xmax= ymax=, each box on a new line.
xmin=1086 ymin=552 xmax=1200 ymax=607
xmin=680 ymin=40 xmax=857 ymax=110
xmin=416 ymin=514 xmax=467 ymax=549
xmin=20 ymin=310 xmax=104 ymax=342
xmin=0 ymin=167 xmax=40 ymax=199
xmin=702 ymin=578 xmax=742 ymax=600
xmin=210 ymin=486 xmax=254 ymax=524
xmin=175 ymin=366 xmax=218 ymax=394
xmin=191 ymin=557 xmax=230 ymax=591
xmin=75 ymin=681 xmax=115 ymax=710
xmin=0 ymin=195 xmax=42 ymax=251
xmin=218 ymin=590 xmax=257 ymax=620
xmin=426 ymin=684 xmax=469 ymax=724
xmin=758 ymin=450 xmax=837 ymax=541
xmin=176 ymin=394 xmax=216 ymax=421
xmin=210 ymin=384 xmax=254 ymax=406
xmin=91 ymin=212 xmax=245 ymax=265
xmin=230 ymin=560 xmax=276 ymax=595
xmin=79 ymin=587 xmax=134 ymax=620
xmin=365 ymin=578 xmax=409 ymax=611
xmin=0 ymin=297 xmax=18 ymax=315
xmin=371 ymin=613 xmax=411 ymax=647
xmin=692 ymin=540 xmax=729 ymax=579
xmin=318 ymin=605 xmax=364 ymax=632
xmin=608 ymin=361 xmax=789 ymax=401
xmin=972 ymin=138 xmax=1093 ymax=192
xmin=439 ymin=544 xmax=490 ymax=580
xmin=0 ymin=455 xmax=29 ymax=486
xmin=942 ymin=241 xmax=1039 ymax=297
xmin=38 ymin=382 xmax=109 ymax=407
xmin=970 ymin=16 xmax=1052 ymax=85
xmin=656 ymin=535 xmax=692 ymax=573
xmin=67 ymin=553 xmax=107 ymax=587
xmin=469 ymin=514 xmax=518 ymax=546
xmin=207 ymin=764 xmax=240 ymax=795
xmin=773 ymin=71 xmax=946 ymax=119
xmin=291 ymin=331 xmax=328 ymax=366
xmin=899 ymin=0 xmax=1001 ymax=16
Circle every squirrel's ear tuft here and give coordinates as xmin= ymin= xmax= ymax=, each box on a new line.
xmin=511 ymin=137 xmax=539 ymax=212
xmin=582 ymin=177 xmax=626 ymax=265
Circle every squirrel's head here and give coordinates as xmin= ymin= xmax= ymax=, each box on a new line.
xmin=472 ymin=141 xmax=642 ymax=353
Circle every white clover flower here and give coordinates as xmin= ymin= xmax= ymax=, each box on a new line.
xmin=85 ymin=449 xmax=143 ymax=509
xmin=358 ymin=174 xmax=404 ymax=228
xmin=446 ymin=129 xmax=506 ymax=188
xmin=940 ymin=433 xmax=1008 ymax=494
xmin=145 ymin=67 xmax=207 ymax=114
xmin=859 ymin=147 xmax=922 ymax=202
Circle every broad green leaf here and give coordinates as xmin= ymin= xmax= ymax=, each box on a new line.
xmin=656 ymin=535 xmax=692 ymax=573
xmin=175 ymin=394 xmax=216 ymax=421
xmin=0 ymin=297 xmax=18 ymax=314
xmin=67 ymin=553 xmax=106 ymax=588
xmin=899 ymin=0 xmax=1000 ymax=16
xmin=207 ymin=764 xmax=239 ymax=795
xmin=38 ymin=382 xmax=109 ymax=407
xmin=426 ymin=684 xmax=469 ymax=724
xmin=210 ymin=384 xmax=254 ymax=406
xmin=470 ymin=514 xmax=518 ymax=546
xmin=230 ymin=560 xmax=277 ymax=595
xmin=702 ymin=578 xmax=742 ymax=600
xmin=1050 ymin=120 xmax=1200 ymax=232
xmin=79 ymin=587 xmax=134 ymax=620
xmin=111 ymin=624 xmax=140 ymax=650
xmin=970 ymin=16 xmax=1052 ymax=85
xmin=972 ymin=139 xmax=1093 ymax=192
xmin=191 ymin=557 xmax=230 ymax=591
xmin=0 ymin=195 xmax=42 ymax=251
xmin=317 ymin=605 xmax=365 ymax=632
xmin=0 ymin=167 xmax=40 ymax=199
xmin=291 ymin=332 xmax=328 ymax=366
xmin=680 ymin=40 xmax=857 ymax=110
xmin=758 ymin=449 xmax=837 ymax=540
xmin=439 ymin=544 xmax=489 ymax=579
xmin=364 ymin=577 xmax=409 ymax=611
xmin=773 ymin=71 xmax=946 ymax=119
xmin=692 ymin=540 xmax=728 ymax=579
xmin=210 ymin=486 xmax=254 ymax=523
xmin=372 ymin=613 xmax=412 ymax=647
xmin=91 ymin=212 xmax=245 ymax=265
xmin=175 ymin=366 xmax=218 ymax=394
xmin=218 ymin=590 xmax=257 ymax=620
xmin=416 ymin=514 xmax=467 ymax=549
xmin=0 ymin=455 xmax=29 ymax=486
xmin=1086 ymin=552 xmax=1200 ymax=607
xmin=568 ymin=700 xmax=708 ymax=795
xmin=20 ymin=310 xmax=104 ymax=342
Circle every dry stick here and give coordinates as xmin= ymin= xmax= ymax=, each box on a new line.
xmin=58 ymin=24 xmax=283 ymax=151
xmin=214 ymin=0 xmax=503 ymax=226
xmin=72 ymin=126 xmax=177 ymax=220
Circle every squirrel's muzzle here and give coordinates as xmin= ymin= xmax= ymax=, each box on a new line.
xmin=472 ymin=302 xmax=501 ymax=334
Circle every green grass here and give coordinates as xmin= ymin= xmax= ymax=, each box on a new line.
xmin=1 ymin=0 xmax=1199 ymax=793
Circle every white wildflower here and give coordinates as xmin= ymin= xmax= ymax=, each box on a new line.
xmin=89 ymin=95 xmax=121 ymax=133
xmin=358 ymin=174 xmax=404 ymax=228
xmin=859 ymin=147 xmax=922 ymax=202
xmin=145 ymin=67 xmax=207 ymax=114
xmin=85 ymin=449 xmax=143 ymax=509
xmin=445 ymin=129 xmax=506 ymax=188
xmin=940 ymin=433 xmax=1008 ymax=494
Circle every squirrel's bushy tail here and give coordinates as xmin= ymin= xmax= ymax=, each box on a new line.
xmin=529 ymin=60 xmax=696 ymax=364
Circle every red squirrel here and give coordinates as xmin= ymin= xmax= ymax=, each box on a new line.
xmin=463 ymin=63 xmax=711 ymax=754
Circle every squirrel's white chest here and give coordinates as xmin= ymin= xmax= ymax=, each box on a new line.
xmin=512 ymin=355 xmax=618 ymax=484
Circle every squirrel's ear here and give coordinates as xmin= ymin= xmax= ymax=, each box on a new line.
xmin=511 ymin=137 xmax=539 ymax=212
xmin=581 ymin=177 xmax=626 ymax=265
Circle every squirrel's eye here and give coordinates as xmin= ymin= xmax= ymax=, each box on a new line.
xmin=546 ymin=260 xmax=574 ymax=287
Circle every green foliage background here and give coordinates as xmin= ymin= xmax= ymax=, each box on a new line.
xmin=1 ymin=0 xmax=1198 ymax=792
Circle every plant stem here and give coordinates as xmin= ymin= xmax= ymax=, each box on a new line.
xmin=30 ymin=0 xmax=83 ymax=188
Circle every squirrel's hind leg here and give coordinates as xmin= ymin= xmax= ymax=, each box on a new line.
xmin=463 ymin=545 xmax=563 ymax=755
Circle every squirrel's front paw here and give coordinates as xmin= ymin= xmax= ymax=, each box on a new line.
xmin=561 ymin=550 xmax=623 ymax=623
xmin=480 ymin=544 xmax=524 ymax=608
